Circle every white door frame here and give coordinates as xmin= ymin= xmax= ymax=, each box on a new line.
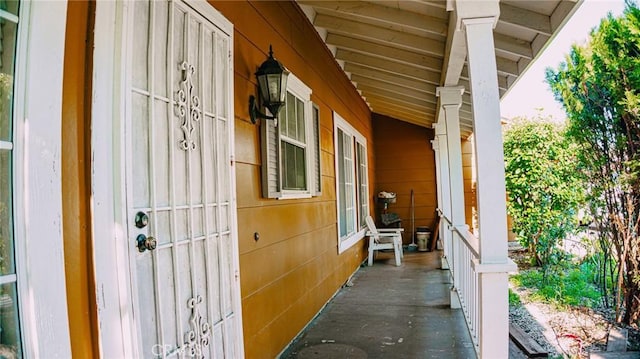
xmin=91 ymin=1 xmax=243 ymax=357
xmin=91 ymin=1 xmax=135 ymax=356
xmin=12 ymin=0 xmax=72 ymax=357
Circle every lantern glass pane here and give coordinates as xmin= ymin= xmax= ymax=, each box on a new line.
xmin=266 ymin=73 xmax=281 ymax=103
xmin=257 ymin=75 xmax=269 ymax=103
xmin=279 ymin=73 xmax=288 ymax=102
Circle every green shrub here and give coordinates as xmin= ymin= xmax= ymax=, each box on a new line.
xmin=511 ymin=264 xmax=601 ymax=308
xmin=503 ymin=116 xmax=585 ymax=273
xmin=509 ymin=288 xmax=522 ymax=307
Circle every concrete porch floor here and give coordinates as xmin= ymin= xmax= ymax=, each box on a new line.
xmin=280 ymin=250 xmax=479 ymax=359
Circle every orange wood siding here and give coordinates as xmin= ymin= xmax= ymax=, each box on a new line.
xmin=61 ymin=1 xmax=98 ymax=357
xmin=210 ymin=2 xmax=374 ymax=357
xmin=462 ymin=137 xmax=477 ymax=230
xmin=372 ymin=114 xmax=437 ymax=243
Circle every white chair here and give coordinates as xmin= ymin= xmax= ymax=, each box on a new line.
xmin=365 ymin=215 xmax=404 ymax=266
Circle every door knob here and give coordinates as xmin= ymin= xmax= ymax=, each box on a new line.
xmin=136 ymin=234 xmax=157 ymax=252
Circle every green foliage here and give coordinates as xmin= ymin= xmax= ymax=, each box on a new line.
xmin=545 ymin=2 xmax=640 ymax=324
xmin=503 ymin=116 xmax=585 ymax=272
xmin=511 ymin=263 xmax=602 ymax=308
xmin=583 ymin=252 xmax=617 ymax=293
xmin=508 ymin=288 xmax=522 ymax=307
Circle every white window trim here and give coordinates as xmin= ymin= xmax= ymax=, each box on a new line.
xmin=334 ymin=112 xmax=369 ymax=254
xmin=12 ymin=1 xmax=72 ymax=356
xmin=312 ymin=103 xmax=322 ymax=195
xmin=356 ymin=141 xmax=370 ymax=231
xmin=262 ymin=72 xmax=320 ymax=199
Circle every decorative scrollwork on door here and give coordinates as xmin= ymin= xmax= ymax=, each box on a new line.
xmin=176 ymin=61 xmax=201 ymax=151
xmin=182 ymin=295 xmax=211 ymax=358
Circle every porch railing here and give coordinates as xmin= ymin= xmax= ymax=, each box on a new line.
xmin=438 ymin=209 xmax=480 ymax=350
xmin=437 ymin=209 xmax=517 ymax=358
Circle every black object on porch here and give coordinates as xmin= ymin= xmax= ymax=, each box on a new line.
xmin=380 ymin=212 xmax=402 ymax=227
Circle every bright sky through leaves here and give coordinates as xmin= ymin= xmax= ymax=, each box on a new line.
xmin=500 ymin=0 xmax=626 ymax=121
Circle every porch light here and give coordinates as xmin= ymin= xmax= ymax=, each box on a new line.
xmin=249 ymin=45 xmax=290 ymax=125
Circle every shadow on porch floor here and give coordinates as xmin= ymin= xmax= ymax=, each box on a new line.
xmin=279 ymin=250 xmax=479 ymax=359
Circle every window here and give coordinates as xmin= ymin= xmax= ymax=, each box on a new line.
xmin=281 ymin=92 xmax=307 ymax=190
xmin=334 ymin=112 xmax=369 ymax=253
xmin=261 ymin=73 xmax=320 ymax=199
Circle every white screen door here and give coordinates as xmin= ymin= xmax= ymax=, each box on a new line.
xmin=126 ymin=1 xmax=241 ymax=357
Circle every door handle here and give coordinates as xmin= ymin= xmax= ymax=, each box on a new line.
xmin=136 ymin=234 xmax=157 ymax=252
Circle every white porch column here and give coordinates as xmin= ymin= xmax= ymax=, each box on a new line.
xmin=436 ymin=86 xmax=466 ymax=308
xmin=430 ymin=138 xmax=443 ymax=247
xmin=432 ymin=125 xmax=451 ymax=271
xmin=437 ymin=86 xmax=466 ymax=228
xmin=462 ymin=10 xmax=516 ymax=359
xmin=464 ymin=16 xmax=507 ymax=265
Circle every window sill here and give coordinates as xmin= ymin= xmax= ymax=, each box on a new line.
xmin=278 ymin=192 xmax=313 ymax=200
xmin=338 ymin=229 xmax=366 ymax=254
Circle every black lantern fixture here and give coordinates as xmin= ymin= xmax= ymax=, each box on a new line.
xmin=249 ymin=45 xmax=290 ymax=125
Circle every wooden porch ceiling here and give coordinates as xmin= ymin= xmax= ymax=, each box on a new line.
xmin=297 ymin=0 xmax=581 ymax=138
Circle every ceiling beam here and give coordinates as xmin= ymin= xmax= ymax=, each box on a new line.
xmin=457 ymin=79 xmax=471 ymax=93
xmin=459 ymin=103 xmax=473 ymax=116
xmin=440 ymin=10 xmax=466 ymax=86
xmin=362 ymin=86 xmax=471 ymax=117
xmin=497 ymin=75 xmax=509 ymax=92
xmin=314 ymin=13 xmax=445 ymax=56
xmin=460 ymin=116 xmax=474 ymax=126
xmin=372 ymin=108 xmax=434 ymax=127
xmin=358 ymin=83 xmax=438 ymax=106
xmin=369 ymin=102 xmax=435 ymax=118
xmin=494 ymin=33 xmax=533 ymax=59
xmin=366 ymin=0 xmax=449 ymax=20
xmin=337 ymin=50 xmax=441 ymax=84
xmin=517 ymin=58 xmax=532 ymax=77
xmin=551 ymin=1 xmax=581 ymax=33
xmin=367 ymin=94 xmax=434 ymax=112
xmin=299 ymin=1 xmax=448 ymax=37
xmin=368 ymin=99 xmax=436 ymax=118
xmin=351 ymin=73 xmax=437 ymax=97
xmin=461 ymin=93 xmax=472 ymax=107
xmin=362 ymin=85 xmax=470 ymax=114
xmin=326 ymin=33 xmax=443 ymax=72
xmin=459 ymin=120 xmax=474 ymax=129
xmin=498 ymin=3 xmax=552 ymax=36
xmin=363 ymin=91 xmax=436 ymax=112
xmin=496 ymin=56 xmax=519 ymax=77
xmin=345 ymin=63 xmax=438 ymax=93
xmin=531 ymin=33 xmax=551 ymax=56
xmin=351 ymin=74 xmax=437 ymax=99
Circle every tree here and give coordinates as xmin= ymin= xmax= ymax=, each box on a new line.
xmin=503 ymin=116 xmax=584 ymax=274
xmin=546 ymin=2 xmax=640 ymax=324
